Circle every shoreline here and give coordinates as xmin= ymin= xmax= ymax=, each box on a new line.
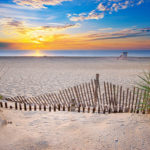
xmin=0 ymin=56 xmax=150 ymax=59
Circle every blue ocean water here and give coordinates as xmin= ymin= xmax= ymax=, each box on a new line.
xmin=0 ymin=50 xmax=150 ymax=57
xmin=47 ymin=50 xmax=150 ymax=57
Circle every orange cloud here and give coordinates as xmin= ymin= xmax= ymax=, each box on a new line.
xmin=0 ymin=18 xmax=80 ymax=44
xmin=0 ymin=18 xmax=150 ymax=50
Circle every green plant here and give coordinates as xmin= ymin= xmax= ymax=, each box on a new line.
xmin=0 ymin=95 xmax=3 ymax=100
xmin=137 ymin=71 xmax=150 ymax=113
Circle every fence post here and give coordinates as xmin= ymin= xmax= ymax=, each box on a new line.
xmin=94 ymin=74 xmax=99 ymax=103
xmin=15 ymin=102 xmax=18 ymax=110
xmin=63 ymin=105 xmax=65 ymax=111
xmin=98 ymin=106 xmax=100 ymax=113
xmin=24 ymin=103 xmax=27 ymax=111
xmin=34 ymin=104 xmax=36 ymax=111
xmin=19 ymin=103 xmax=22 ymax=110
xmin=44 ymin=105 xmax=46 ymax=111
xmin=68 ymin=105 xmax=70 ymax=111
xmin=0 ymin=102 xmax=3 ymax=107
xmin=5 ymin=102 xmax=8 ymax=108
xmin=83 ymin=106 xmax=85 ymax=113
xmin=93 ymin=106 xmax=96 ymax=113
xmin=78 ymin=104 xmax=81 ymax=112
xmin=39 ymin=104 xmax=41 ymax=111
xmin=88 ymin=106 xmax=90 ymax=113
xmin=54 ymin=105 xmax=56 ymax=112
xmin=49 ymin=106 xmax=51 ymax=112
xmin=29 ymin=104 xmax=32 ymax=111
xmin=71 ymin=99 xmax=76 ymax=112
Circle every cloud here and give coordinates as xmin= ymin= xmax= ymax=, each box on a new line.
xmin=99 ymin=28 xmax=112 ymax=31
xmin=0 ymin=17 xmax=80 ymax=43
xmin=87 ymin=27 xmax=150 ymax=40
xmin=69 ymin=10 xmax=104 ymax=21
xmin=0 ymin=42 xmax=11 ymax=48
xmin=13 ymin=0 xmax=72 ymax=8
xmin=137 ymin=0 xmax=144 ymax=5
xmin=69 ymin=0 xmax=144 ymax=21
xmin=97 ymin=3 xmax=106 ymax=11
xmin=0 ymin=7 xmax=41 ymax=20
xmin=1 ymin=27 xmax=150 ymax=50
xmin=0 ymin=3 xmax=37 ymax=10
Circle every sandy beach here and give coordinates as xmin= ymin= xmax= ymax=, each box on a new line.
xmin=0 ymin=110 xmax=150 ymax=150
xmin=0 ymin=57 xmax=150 ymax=150
xmin=0 ymin=57 xmax=150 ymax=97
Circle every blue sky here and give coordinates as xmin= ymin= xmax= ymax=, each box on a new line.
xmin=0 ymin=0 xmax=150 ymax=55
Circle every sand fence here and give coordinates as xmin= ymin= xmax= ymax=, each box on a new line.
xmin=0 ymin=74 xmax=150 ymax=114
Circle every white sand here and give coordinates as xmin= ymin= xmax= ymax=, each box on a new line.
xmin=0 ymin=57 xmax=150 ymax=97
xmin=0 ymin=57 xmax=150 ymax=150
xmin=0 ymin=109 xmax=150 ymax=150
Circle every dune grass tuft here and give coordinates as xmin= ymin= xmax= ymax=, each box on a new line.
xmin=137 ymin=71 xmax=150 ymax=112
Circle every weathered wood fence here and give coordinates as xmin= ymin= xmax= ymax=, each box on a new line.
xmin=0 ymin=74 xmax=149 ymax=114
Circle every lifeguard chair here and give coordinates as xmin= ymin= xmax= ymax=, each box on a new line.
xmin=118 ymin=52 xmax=128 ymax=60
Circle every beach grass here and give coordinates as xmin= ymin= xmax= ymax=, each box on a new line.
xmin=137 ymin=71 xmax=150 ymax=112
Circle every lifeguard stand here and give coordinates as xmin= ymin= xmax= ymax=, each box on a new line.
xmin=118 ymin=52 xmax=128 ymax=60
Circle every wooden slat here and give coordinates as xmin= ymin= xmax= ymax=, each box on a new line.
xmin=116 ymin=85 xmax=119 ymax=112
xmin=88 ymin=82 xmax=94 ymax=107
xmin=19 ymin=103 xmax=22 ymax=110
xmin=119 ymin=86 xmax=123 ymax=112
xmin=75 ymin=85 xmax=83 ymax=106
xmin=125 ymin=88 xmax=129 ymax=110
xmin=110 ymin=83 xmax=114 ymax=111
xmin=64 ymin=89 xmax=71 ymax=104
xmin=45 ymin=94 xmax=53 ymax=105
xmin=37 ymin=96 xmax=45 ymax=105
xmin=91 ymin=79 xmax=97 ymax=105
xmin=106 ymin=82 xmax=111 ymax=113
xmin=41 ymin=95 xmax=49 ymax=105
xmin=104 ymin=82 xmax=108 ymax=108
xmin=113 ymin=84 xmax=117 ymax=113
xmin=134 ymin=88 xmax=140 ymax=113
xmin=57 ymin=93 xmax=64 ymax=106
xmin=32 ymin=97 xmax=41 ymax=105
xmin=48 ymin=93 xmax=55 ymax=106
xmin=85 ymin=83 xmax=91 ymax=106
xmin=102 ymin=93 xmax=106 ymax=113
xmin=128 ymin=91 xmax=132 ymax=112
xmin=136 ymin=89 xmax=143 ymax=113
xmin=98 ymin=80 xmax=103 ymax=111
xmin=131 ymin=87 xmax=135 ymax=113
xmin=91 ymin=79 xmax=97 ymax=106
xmin=62 ymin=90 xmax=69 ymax=105
xmin=79 ymin=84 xmax=86 ymax=107
xmin=96 ymin=80 xmax=101 ymax=113
xmin=43 ymin=94 xmax=51 ymax=105
xmin=122 ymin=90 xmax=125 ymax=112
xmin=54 ymin=93 xmax=62 ymax=106
xmin=51 ymin=93 xmax=59 ymax=106
xmin=24 ymin=103 xmax=27 ymax=111
xmin=74 ymin=86 xmax=80 ymax=106
xmin=59 ymin=91 xmax=68 ymax=106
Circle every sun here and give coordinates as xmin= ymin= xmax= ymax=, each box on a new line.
xmin=33 ymin=50 xmax=44 ymax=57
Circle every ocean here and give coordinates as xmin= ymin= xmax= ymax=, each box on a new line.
xmin=0 ymin=50 xmax=150 ymax=57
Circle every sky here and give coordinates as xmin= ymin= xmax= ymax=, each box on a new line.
xmin=0 ymin=0 xmax=150 ymax=56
